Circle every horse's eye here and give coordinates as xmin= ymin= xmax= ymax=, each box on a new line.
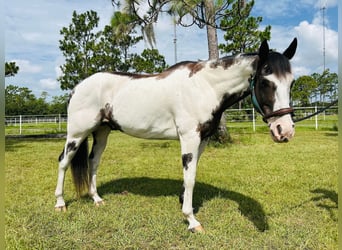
xmin=263 ymin=64 xmax=272 ymax=75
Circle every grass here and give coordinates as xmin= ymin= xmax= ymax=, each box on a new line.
xmin=5 ymin=129 xmax=338 ymax=249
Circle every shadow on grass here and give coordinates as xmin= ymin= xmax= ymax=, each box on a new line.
xmin=311 ymin=188 xmax=338 ymax=221
xmin=97 ymin=177 xmax=269 ymax=232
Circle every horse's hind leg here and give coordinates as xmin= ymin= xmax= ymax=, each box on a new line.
xmin=88 ymin=125 xmax=111 ymax=206
xmin=55 ymin=136 xmax=87 ymax=211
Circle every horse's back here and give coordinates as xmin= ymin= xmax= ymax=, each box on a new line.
xmin=67 ymin=72 xmax=180 ymax=139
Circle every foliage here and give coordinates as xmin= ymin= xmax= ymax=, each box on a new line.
xmin=5 ymin=85 xmax=39 ymax=115
xmin=292 ymin=69 xmax=338 ymax=106
xmin=311 ymin=69 xmax=338 ymax=104
xmin=58 ymin=10 xmax=168 ymax=90
xmin=5 ymin=84 xmax=68 ymax=115
xmin=5 ymin=131 xmax=337 ymax=248
xmin=292 ymin=75 xmax=318 ymax=106
xmin=5 ymin=62 xmax=19 ymax=77
xmin=58 ymin=10 xmax=103 ymax=90
xmin=132 ymin=49 xmax=168 ymax=73
xmin=219 ymin=0 xmax=271 ymax=55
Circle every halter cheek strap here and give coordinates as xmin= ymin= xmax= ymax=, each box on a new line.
xmin=249 ymin=77 xmax=265 ymax=117
xmin=249 ymin=76 xmax=294 ymax=123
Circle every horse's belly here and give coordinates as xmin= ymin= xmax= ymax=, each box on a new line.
xmin=117 ymin=114 xmax=178 ymax=139
xmin=113 ymin=97 xmax=178 ymax=139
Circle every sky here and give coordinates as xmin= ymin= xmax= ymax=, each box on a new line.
xmin=5 ymin=0 xmax=339 ymax=100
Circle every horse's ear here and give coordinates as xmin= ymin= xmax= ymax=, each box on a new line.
xmin=283 ymin=38 xmax=297 ymax=60
xmin=258 ymin=40 xmax=269 ymax=64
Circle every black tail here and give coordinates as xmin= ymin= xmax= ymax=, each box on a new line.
xmin=71 ymin=138 xmax=89 ymax=197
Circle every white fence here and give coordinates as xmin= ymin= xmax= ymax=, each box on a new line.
xmin=5 ymin=114 xmax=68 ymax=135
xmin=5 ymin=106 xmax=338 ymax=135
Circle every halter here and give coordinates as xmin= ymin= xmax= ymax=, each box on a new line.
xmin=249 ymin=76 xmax=294 ymax=123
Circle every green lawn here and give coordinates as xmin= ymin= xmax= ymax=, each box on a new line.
xmin=5 ymin=130 xmax=337 ymax=249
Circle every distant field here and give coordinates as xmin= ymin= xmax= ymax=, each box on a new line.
xmin=5 ymin=130 xmax=337 ymax=249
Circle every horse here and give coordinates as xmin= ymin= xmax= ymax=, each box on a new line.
xmin=55 ymin=38 xmax=297 ymax=233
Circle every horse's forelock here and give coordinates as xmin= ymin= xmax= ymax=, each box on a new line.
xmin=264 ymin=52 xmax=292 ymax=78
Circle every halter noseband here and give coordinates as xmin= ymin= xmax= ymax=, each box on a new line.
xmin=249 ymin=76 xmax=294 ymax=123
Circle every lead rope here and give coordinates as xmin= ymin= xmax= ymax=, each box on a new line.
xmin=292 ymin=99 xmax=338 ymax=123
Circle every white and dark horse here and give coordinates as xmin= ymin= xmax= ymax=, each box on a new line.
xmin=55 ymin=38 xmax=297 ymax=232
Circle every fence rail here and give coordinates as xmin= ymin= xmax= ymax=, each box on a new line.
xmin=5 ymin=106 xmax=338 ymax=136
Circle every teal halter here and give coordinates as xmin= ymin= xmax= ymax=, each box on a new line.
xmin=249 ymin=76 xmax=265 ymax=117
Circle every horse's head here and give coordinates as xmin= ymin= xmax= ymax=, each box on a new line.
xmin=251 ymin=38 xmax=297 ymax=142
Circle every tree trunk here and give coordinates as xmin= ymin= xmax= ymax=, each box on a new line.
xmin=205 ymin=0 xmax=230 ymax=144
xmin=206 ymin=24 xmax=219 ymax=60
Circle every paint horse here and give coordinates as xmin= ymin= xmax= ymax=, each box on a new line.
xmin=55 ymin=38 xmax=297 ymax=232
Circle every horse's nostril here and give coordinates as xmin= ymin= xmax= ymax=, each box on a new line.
xmin=276 ymin=124 xmax=282 ymax=134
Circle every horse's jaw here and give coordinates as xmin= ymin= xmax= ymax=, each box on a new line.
xmin=268 ymin=114 xmax=295 ymax=143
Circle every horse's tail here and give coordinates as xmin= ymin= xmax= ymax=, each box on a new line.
xmin=70 ymin=138 xmax=89 ymax=197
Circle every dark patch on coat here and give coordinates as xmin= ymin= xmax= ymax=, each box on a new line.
xmin=98 ymin=103 xmax=122 ymax=131
xmin=89 ymin=132 xmax=97 ymax=160
xmin=156 ymin=61 xmax=204 ymax=79
xmin=58 ymin=148 xmax=65 ymax=162
xmin=182 ymin=153 xmax=193 ymax=170
xmin=58 ymin=141 xmax=77 ymax=163
xmin=66 ymin=141 xmax=77 ymax=154
xmin=109 ymin=60 xmax=205 ymax=81
xmin=197 ymin=91 xmax=250 ymax=141
xmin=188 ymin=62 xmax=204 ymax=77
xmin=111 ymin=71 xmax=155 ymax=79
xmin=210 ymin=56 xmax=235 ymax=70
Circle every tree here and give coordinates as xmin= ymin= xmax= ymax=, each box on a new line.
xmin=59 ymin=10 xmax=168 ymax=90
xmin=219 ymin=0 xmax=271 ymax=55
xmin=5 ymin=85 xmax=37 ymax=115
xmin=5 ymin=62 xmax=19 ymax=77
xmin=132 ymin=49 xmax=168 ymax=73
xmin=48 ymin=94 xmax=70 ymax=114
xmin=112 ymin=0 xmax=248 ymax=59
xmin=292 ymin=76 xmax=318 ymax=106
xmin=311 ymin=69 xmax=338 ymax=104
xmin=58 ymin=10 xmax=102 ymax=90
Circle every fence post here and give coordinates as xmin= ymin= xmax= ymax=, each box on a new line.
xmin=315 ymin=106 xmax=318 ymax=130
xmin=19 ymin=115 xmax=22 ymax=135
xmin=252 ymin=108 xmax=256 ymax=132
xmin=58 ymin=114 xmax=61 ymax=131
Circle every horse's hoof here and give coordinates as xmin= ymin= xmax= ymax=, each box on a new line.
xmin=55 ymin=206 xmax=67 ymax=212
xmin=95 ymin=200 xmax=105 ymax=207
xmin=189 ymin=225 xmax=205 ymax=233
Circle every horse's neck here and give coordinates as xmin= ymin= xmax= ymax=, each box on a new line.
xmin=199 ymin=56 xmax=256 ymax=101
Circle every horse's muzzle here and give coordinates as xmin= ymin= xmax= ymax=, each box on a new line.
xmin=268 ymin=115 xmax=295 ymax=143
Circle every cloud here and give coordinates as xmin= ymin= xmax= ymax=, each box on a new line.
xmin=13 ymin=59 xmax=42 ymax=73
xmin=293 ymin=20 xmax=338 ymax=73
xmin=40 ymin=78 xmax=59 ymax=90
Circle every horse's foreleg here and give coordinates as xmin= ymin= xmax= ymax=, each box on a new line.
xmin=88 ymin=126 xmax=111 ymax=206
xmin=179 ymin=133 xmax=207 ymax=232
